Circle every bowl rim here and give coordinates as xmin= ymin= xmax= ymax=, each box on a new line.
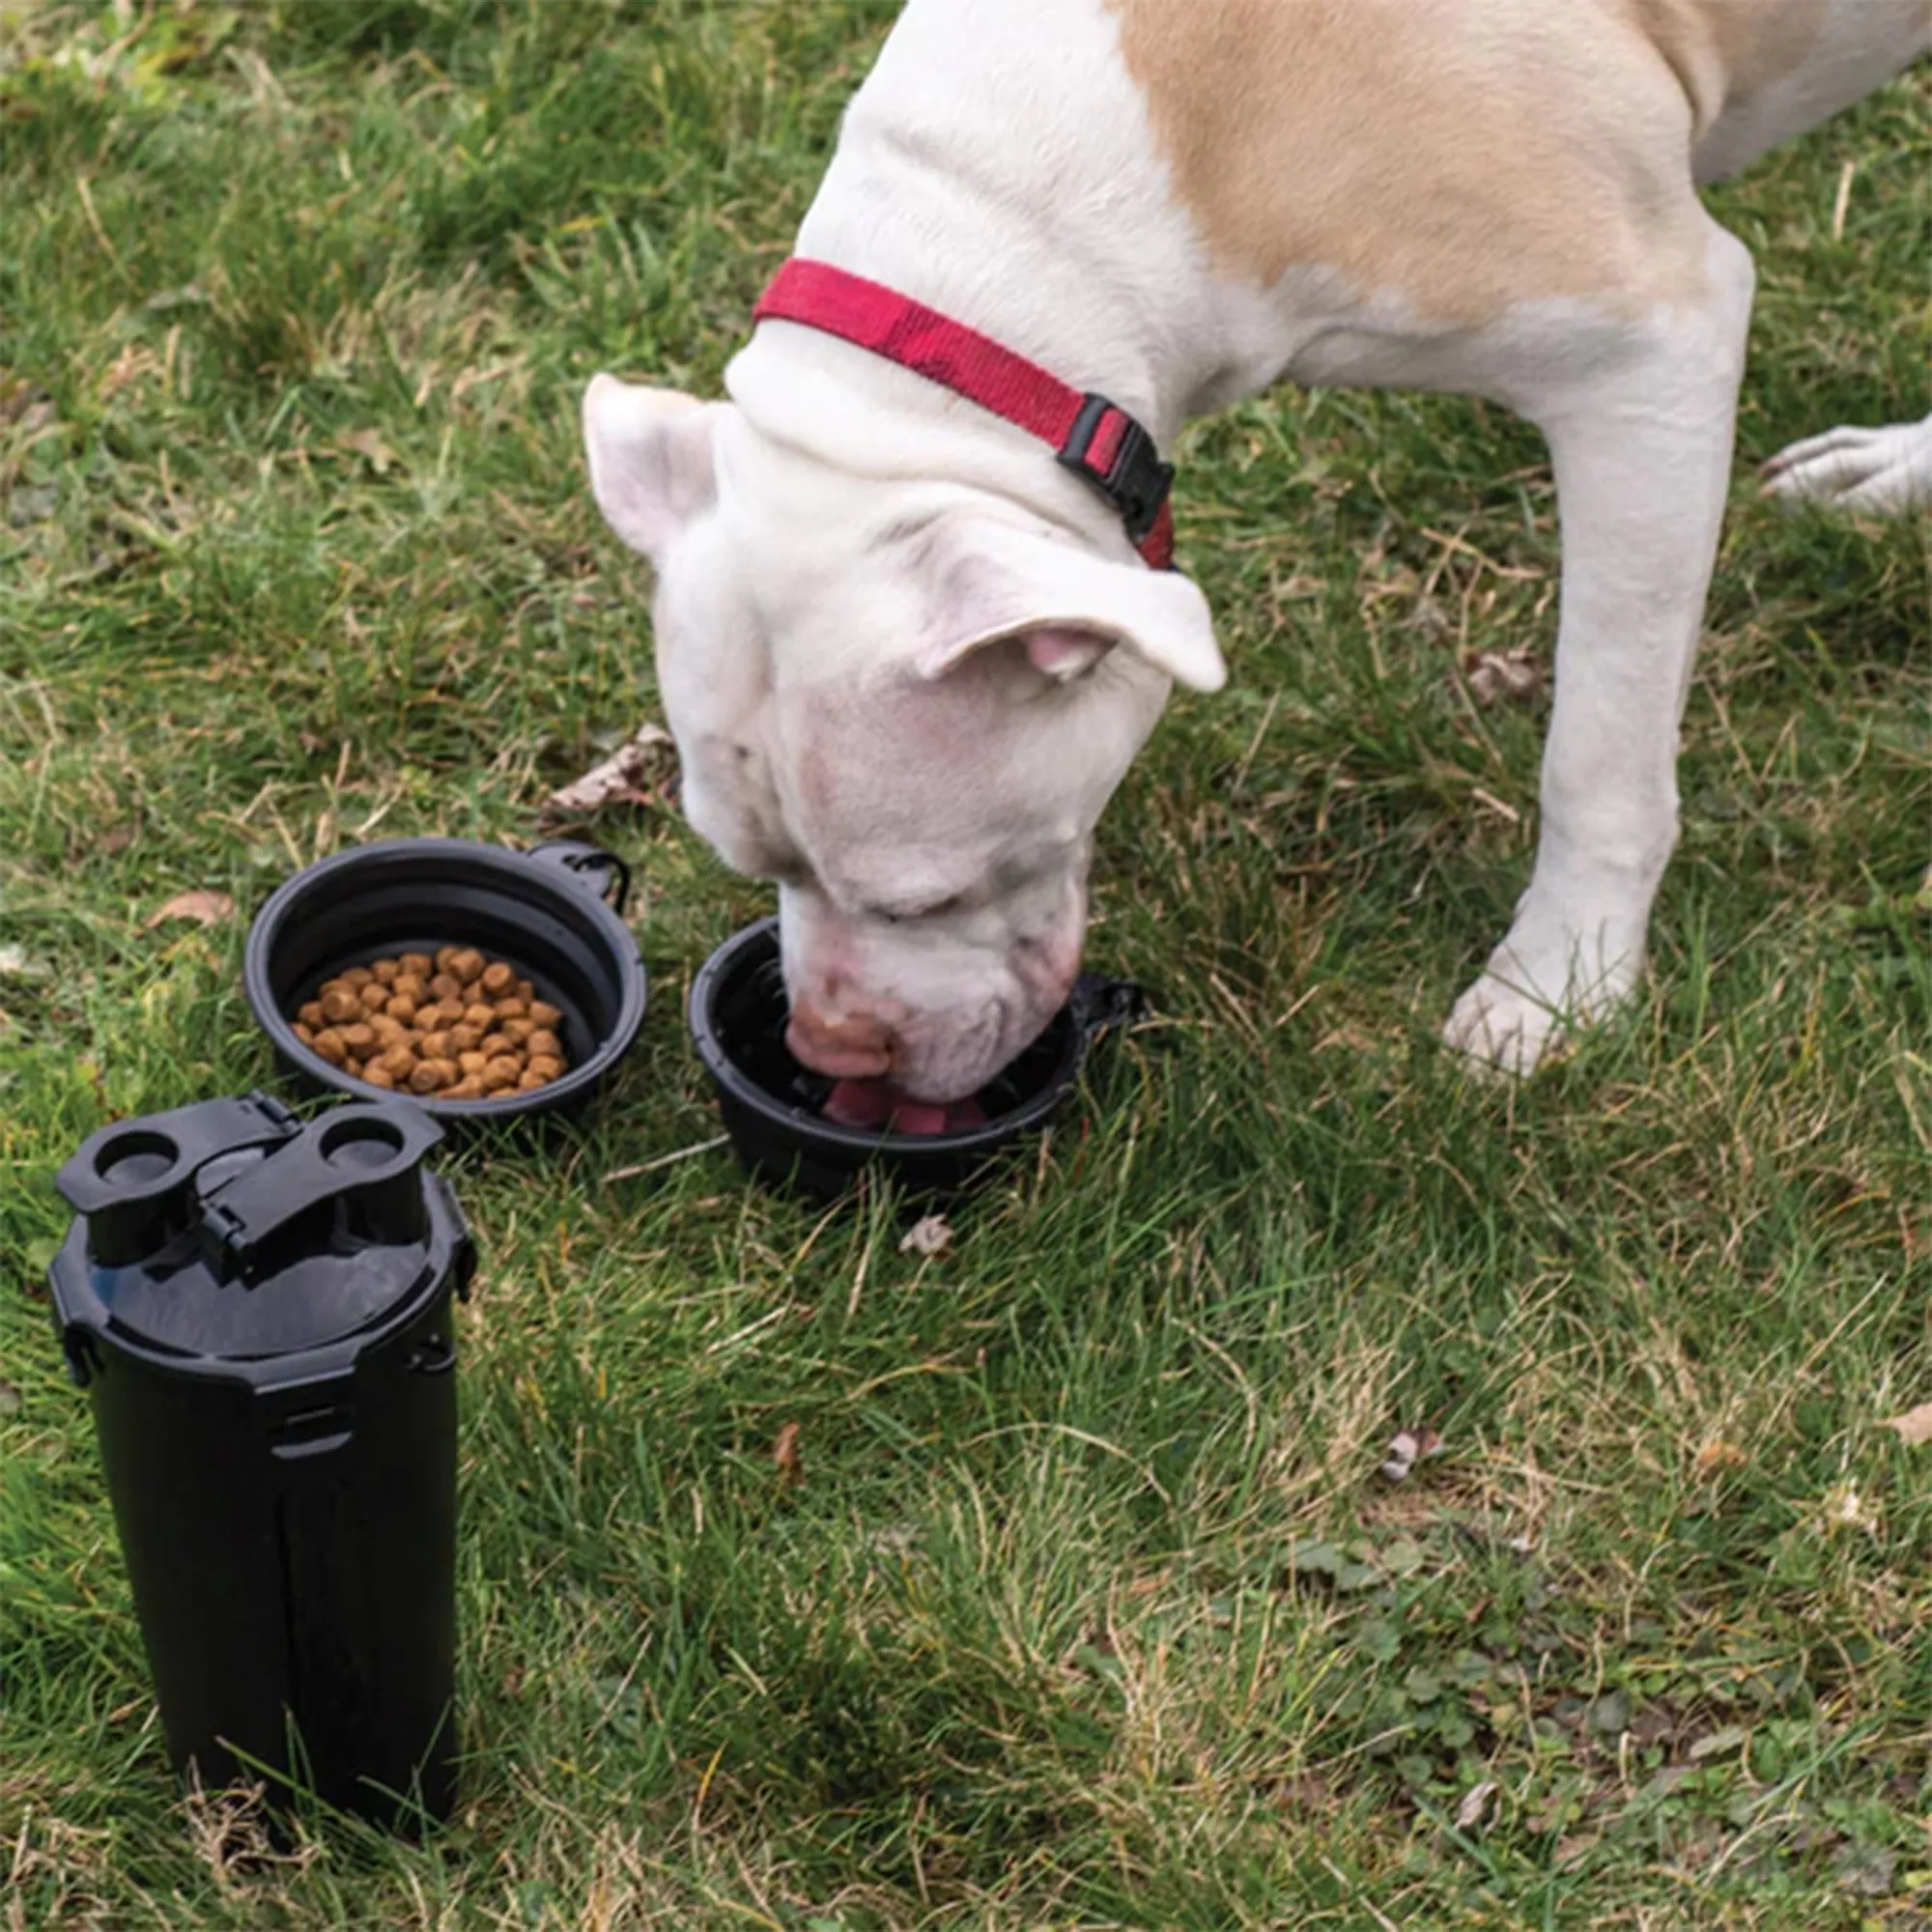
xmin=687 ymin=915 xmax=1087 ymax=1157
xmin=242 ymin=836 xmax=647 ymax=1121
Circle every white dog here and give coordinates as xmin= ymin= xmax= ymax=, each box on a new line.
xmin=583 ymin=0 xmax=1928 ymax=1101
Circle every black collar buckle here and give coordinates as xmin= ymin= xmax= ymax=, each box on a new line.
xmin=1055 ymin=393 xmax=1175 ymax=547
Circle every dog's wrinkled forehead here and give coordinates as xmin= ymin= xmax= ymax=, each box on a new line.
xmin=775 ymin=630 xmax=1111 ymax=912
xmin=581 ymin=374 xmax=1229 ymax=901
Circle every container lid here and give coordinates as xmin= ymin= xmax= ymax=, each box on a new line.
xmin=49 ymin=1093 xmax=458 ymax=1365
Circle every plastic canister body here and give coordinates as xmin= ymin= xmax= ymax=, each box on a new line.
xmin=46 ymin=1094 xmax=472 ymax=1827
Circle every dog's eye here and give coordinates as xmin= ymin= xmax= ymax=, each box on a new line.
xmin=873 ymin=892 xmax=968 ymax=924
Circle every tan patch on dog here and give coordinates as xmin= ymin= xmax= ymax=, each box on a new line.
xmin=1105 ymin=0 xmax=1824 ymax=325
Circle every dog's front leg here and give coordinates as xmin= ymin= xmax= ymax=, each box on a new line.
xmin=1444 ymin=224 xmax=1758 ymax=1074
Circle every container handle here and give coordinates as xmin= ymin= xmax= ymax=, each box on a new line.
xmin=527 ymin=840 xmax=630 ymax=916
xmin=405 ymin=1333 xmax=457 ymax=1377
xmin=54 ymin=1092 xmax=300 ymax=1269
xmin=1069 ymin=975 xmax=1151 ymax=1045
xmin=57 ymin=1321 xmax=98 ymax=1390
xmin=198 ymin=1102 xmax=444 ymax=1279
xmin=258 ymin=1368 xmax=357 ymax=1457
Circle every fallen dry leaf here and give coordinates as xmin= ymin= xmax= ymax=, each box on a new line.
xmin=545 ymin=724 xmax=675 ymax=817
xmin=143 ymin=283 xmax=213 ymax=314
xmin=1454 ymin=1780 xmax=1497 ymax=1831
xmin=6 ymin=482 xmax=57 ymax=527
xmin=773 ymin=1421 xmax=803 ymax=1490
xmin=1833 ymin=1842 xmax=1898 ymax=1898
xmin=143 ymin=889 xmax=235 ymax=931
xmin=1687 ymin=1724 xmax=1747 ymax=1762
xmin=1271 ymin=1772 xmax=1335 ymax=1815
xmin=1406 ymin=592 xmax=1453 ymax=643
xmin=1882 ymin=1402 xmax=1932 ymax=1447
xmin=865 ymin=1521 xmax=921 ymax=1559
xmin=99 ymin=344 xmax=158 ymax=402
xmin=1822 ymin=1483 xmax=1876 ymax=1531
xmin=898 ymin=1213 xmax=954 ymax=1259
xmin=1 ymin=377 xmax=50 ymax=426
xmin=1462 ymin=646 xmax=1546 ymax=707
xmin=1379 ymin=1425 xmax=1444 ymax=1483
xmin=337 ymin=428 xmax=398 ymax=475
xmin=1692 ymin=1438 xmax=1748 ymax=1480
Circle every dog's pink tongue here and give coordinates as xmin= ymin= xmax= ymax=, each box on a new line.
xmin=822 ymin=1078 xmax=895 ymax=1126
xmin=823 ymin=1079 xmax=987 ymax=1136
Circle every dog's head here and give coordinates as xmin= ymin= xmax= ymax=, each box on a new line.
xmin=582 ymin=373 xmax=1224 ymax=1101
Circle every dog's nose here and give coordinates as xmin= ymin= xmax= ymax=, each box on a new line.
xmin=785 ymin=1001 xmax=895 ymax=1079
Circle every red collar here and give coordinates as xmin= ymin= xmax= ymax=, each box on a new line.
xmin=753 ymin=258 xmax=1176 ymax=570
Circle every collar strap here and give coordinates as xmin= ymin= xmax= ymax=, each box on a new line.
xmin=753 ymin=257 xmax=1176 ymax=569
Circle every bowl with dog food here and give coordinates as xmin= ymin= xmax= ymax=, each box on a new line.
xmin=243 ymin=838 xmax=646 ymax=1126
xmin=688 ymin=916 xmax=1145 ymax=1201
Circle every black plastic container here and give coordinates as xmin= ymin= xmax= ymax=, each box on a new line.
xmin=243 ymin=838 xmax=646 ymax=1127
xmin=45 ymin=1092 xmax=475 ymax=1826
xmin=689 ymin=917 xmax=1145 ymax=1201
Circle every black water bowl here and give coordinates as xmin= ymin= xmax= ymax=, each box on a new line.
xmin=688 ymin=917 xmax=1144 ymax=1202
xmin=243 ymin=838 xmax=646 ymax=1128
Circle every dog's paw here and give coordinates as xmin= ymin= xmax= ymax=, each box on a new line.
xmin=1760 ymin=414 xmax=1932 ymax=515
xmin=1442 ymin=972 xmax=1570 ymax=1077
xmin=1442 ymin=941 xmax=1642 ymax=1078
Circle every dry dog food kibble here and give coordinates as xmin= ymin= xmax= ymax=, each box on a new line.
xmin=295 ymin=951 xmax=570 ymax=1098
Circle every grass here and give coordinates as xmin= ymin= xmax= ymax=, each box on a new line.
xmin=1 ymin=2 xmax=1926 ymax=1925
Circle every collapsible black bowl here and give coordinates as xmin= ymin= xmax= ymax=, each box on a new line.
xmin=688 ymin=917 xmax=1144 ymax=1202
xmin=243 ymin=838 xmax=646 ymax=1127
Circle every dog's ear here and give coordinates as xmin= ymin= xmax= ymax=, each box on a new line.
xmin=911 ymin=517 xmax=1226 ymax=693
xmin=582 ymin=373 xmax=721 ymax=560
